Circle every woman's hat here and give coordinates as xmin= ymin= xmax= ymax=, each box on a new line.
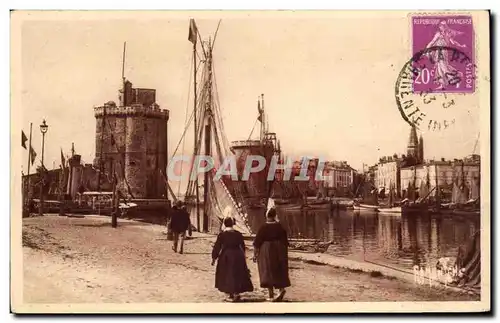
xmin=223 ymin=217 xmax=234 ymax=228
xmin=266 ymin=207 xmax=277 ymax=218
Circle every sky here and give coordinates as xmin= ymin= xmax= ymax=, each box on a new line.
xmin=16 ymin=11 xmax=482 ymax=179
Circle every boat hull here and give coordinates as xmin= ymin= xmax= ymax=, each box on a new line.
xmin=452 ymin=209 xmax=480 ymax=216
xmin=303 ymin=203 xmax=331 ymax=210
xmin=378 ymin=206 xmax=402 ymax=215
xmin=402 ymin=205 xmax=428 ymax=213
xmin=357 ymin=204 xmax=380 ymax=212
xmin=275 ymin=202 xmax=331 ymax=211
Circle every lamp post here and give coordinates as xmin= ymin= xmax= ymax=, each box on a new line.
xmin=39 ymin=119 xmax=48 ymax=216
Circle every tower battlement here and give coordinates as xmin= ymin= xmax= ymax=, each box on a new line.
xmin=94 ymin=104 xmax=169 ymax=120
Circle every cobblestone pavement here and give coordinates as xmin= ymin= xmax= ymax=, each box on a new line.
xmin=22 ymin=215 xmax=477 ymax=303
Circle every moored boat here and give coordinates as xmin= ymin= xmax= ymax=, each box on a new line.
xmin=402 ymin=203 xmax=428 ymax=213
xmin=378 ymin=206 xmax=402 ymax=214
xmin=378 ymin=182 xmax=401 ymax=215
xmin=452 ymin=209 xmax=480 ymax=216
xmin=302 ymin=202 xmax=331 ymax=210
xmin=276 ymin=203 xmax=302 ymax=211
xmin=358 ymin=203 xmax=380 ymax=212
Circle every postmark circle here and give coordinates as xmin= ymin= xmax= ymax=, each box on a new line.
xmin=395 ymin=46 xmax=476 ymax=132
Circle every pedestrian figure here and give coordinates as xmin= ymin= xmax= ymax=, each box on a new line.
xmin=253 ymin=207 xmax=291 ymax=302
xmin=29 ymin=198 xmax=35 ymax=215
xmin=170 ymin=200 xmax=190 ymax=254
xmin=211 ymin=217 xmax=253 ymax=302
xmin=181 ymin=204 xmax=192 ymax=237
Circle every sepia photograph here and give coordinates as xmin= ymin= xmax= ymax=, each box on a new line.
xmin=10 ymin=10 xmax=490 ymax=313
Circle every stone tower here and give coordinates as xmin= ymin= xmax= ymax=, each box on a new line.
xmin=407 ymin=125 xmax=419 ymax=161
xmin=94 ymin=80 xmax=169 ymax=199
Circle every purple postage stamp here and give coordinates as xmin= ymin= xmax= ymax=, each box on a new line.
xmin=411 ymin=15 xmax=475 ymax=93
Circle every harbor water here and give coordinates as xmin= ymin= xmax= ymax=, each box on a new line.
xmin=251 ymin=208 xmax=479 ymax=272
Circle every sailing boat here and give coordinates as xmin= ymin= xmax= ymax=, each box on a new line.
xmin=378 ymin=182 xmax=402 ymax=215
xmin=172 ymin=20 xmax=272 ymax=236
xmin=450 ymin=158 xmax=480 ymax=216
xmin=418 ymin=172 xmax=430 ymax=202
xmin=357 ymin=185 xmax=380 ymax=212
xmin=401 ymin=166 xmax=428 ymax=213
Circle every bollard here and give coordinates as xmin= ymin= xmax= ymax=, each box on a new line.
xmin=58 ymin=201 xmax=66 ymax=216
xmin=111 ymin=211 xmax=118 ymax=228
xmin=166 ymin=218 xmax=173 ymax=241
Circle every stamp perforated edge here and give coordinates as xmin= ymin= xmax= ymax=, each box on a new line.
xmin=407 ymin=11 xmax=478 ymax=94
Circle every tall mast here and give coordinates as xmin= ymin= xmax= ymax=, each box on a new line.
xmin=388 ymin=180 xmax=393 ymax=207
xmin=112 ymin=41 xmax=126 ymax=228
xmin=27 ymin=123 xmax=32 ymax=176
xmin=25 ymin=123 xmax=33 ymax=204
xmin=260 ymin=94 xmax=266 ymax=141
xmin=461 ymin=159 xmax=465 ymax=203
xmin=193 ymin=32 xmax=201 ymax=230
xmin=434 ymin=163 xmax=440 ymax=207
xmin=203 ymin=38 xmax=213 ymax=233
xmin=122 ymin=42 xmax=126 ymax=83
xmin=472 ymin=132 xmax=479 ymax=155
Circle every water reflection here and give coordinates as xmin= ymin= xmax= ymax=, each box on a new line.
xmin=251 ymin=208 xmax=479 ymax=271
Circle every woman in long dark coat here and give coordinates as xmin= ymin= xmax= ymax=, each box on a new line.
xmin=211 ymin=217 xmax=253 ymax=302
xmin=252 ymin=208 xmax=291 ymax=302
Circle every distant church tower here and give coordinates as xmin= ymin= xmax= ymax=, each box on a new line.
xmin=418 ymin=134 xmax=424 ymax=164
xmin=407 ymin=126 xmax=419 ymax=160
xmin=406 ymin=126 xmax=424 ymax=164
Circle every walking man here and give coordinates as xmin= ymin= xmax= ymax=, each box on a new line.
xmin=170 ymin=200 xmax=191 ymax=254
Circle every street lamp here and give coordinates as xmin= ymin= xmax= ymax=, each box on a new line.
xmin=39 ymin=119 xmax=48 ymax=216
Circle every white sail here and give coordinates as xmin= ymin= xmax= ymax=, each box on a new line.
xmin=209 ymin=174 xmax=252 ymax=235
xmin=267 ymin=197 xmax=275 ymax=213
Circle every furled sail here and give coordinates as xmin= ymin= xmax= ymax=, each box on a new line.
xmin=419 ymin=179 xmax=429 ymax=201
xmin=388 ymin=183 xmax=394 ymax=207
xmin=407 ymin=181 xmax=416 ymax=202
xmin=452 ymin=182 xmax=469 ymax=204
xmin=451 ymin=180 xmax=460 ymax=204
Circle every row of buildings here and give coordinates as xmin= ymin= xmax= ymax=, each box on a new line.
xmin=272 ymin=158 xmax=357 ymax=198
xmin=367 ymin=126 xmax=481 ymax=202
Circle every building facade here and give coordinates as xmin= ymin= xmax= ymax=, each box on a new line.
xmin=94 ymin=80 xmax=170 ymax=199
xmin=374 ymin=157 xmax=401 ymax=196
xmin=371 ymin=125 xmax=480 ymax=202
xmin=400 ymin=155 xmax=480 ymax=201
xmin=323 ymin=161 xmax=355 ymax=197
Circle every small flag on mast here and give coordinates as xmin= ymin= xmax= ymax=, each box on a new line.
xmin=188 ymin=19 xmax=198 ymax=45
xmin=29 ymin=145 xmax=37 ymax=165
xmin=22 ymin=131 xmax=28 ymax=149
xmin=257 ymin=99 xmax=263 ymax=122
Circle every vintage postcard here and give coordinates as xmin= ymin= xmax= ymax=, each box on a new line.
xmin=10 ymin=10 xmax=490 ymax=314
